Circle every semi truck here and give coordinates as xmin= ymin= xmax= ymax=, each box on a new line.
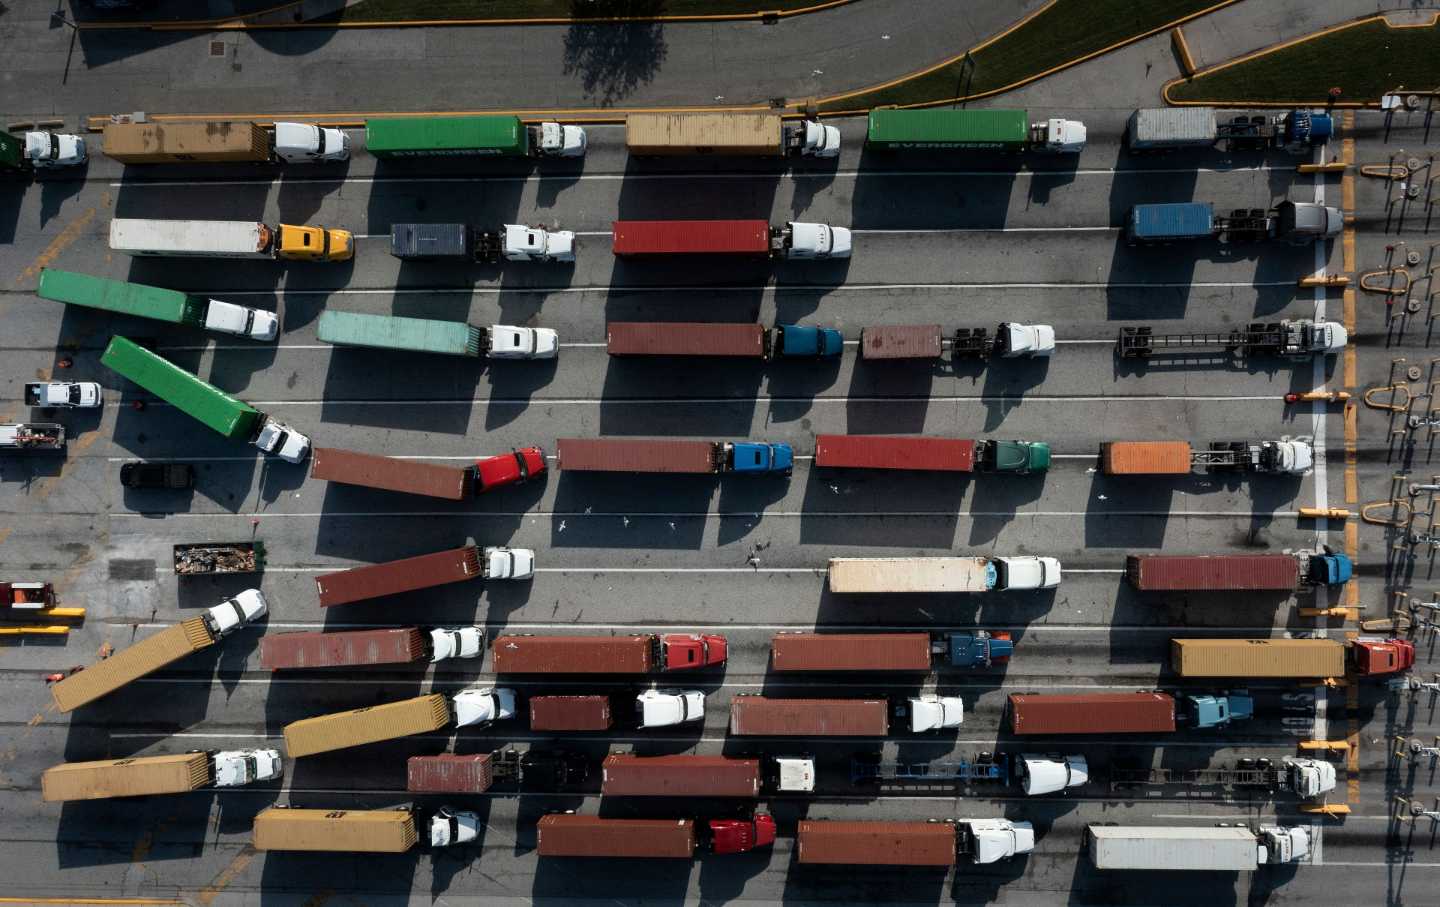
xmin=1109 ymin=756 xmax=1336 ymax=801
xmin=636 ymin=689 xmax=707 ymax=728
xmin=605 ymin=322 xmax=842 ymax=358
xmin=1099 ymin=440 xmax=1312 ymax=476
xmin=1087 ymin=824 xmax=1312 ymax=870
xmin=1116 ymin=320 xmax=1347 ymax=360
xmin=41 ymin=750 xmax=282 ymax=801
xmin=283 ymin=689 xmax=517 ymax=757
xmin=51 ymin=590 xmax=267 ymax=712
xmin=102 ymin=121 xmax=348 ymax=164
xmin=0 ymin=129 xmax=86 ymax=170
xmin=852 ymin=752 xmax=1089 ymax=797
xmin=253 ymin=806 xmax=479 ymax=852
xmin=1125 ymin=201 xmax=1341 ymax=246
xmin=173 ymin=542 xmax=261 ymax=575
xmin=406 ymin=749 xmax=590 ymax=794
xmin=729 ymin=694 xmax=965 ymax=735
xmin=108 ymin=218 xmax=353 ymax=262
xmin=491 ymin=633 xmax=727 ymax=673
xmin=101 ymin=337 xmax=310 ymax=463
xmin=1007 ymin=691 xmax=1254 ymax=735
xmin=814 ymin=436 xmax=1050 ymax=474
xmin=0 ymin=423 xmax=65 ymax=452
xmin=1171 ymin=637 xmax=1414 ymax=679
xmin=536 ymin=814 xmax=775 ymax=858
xmin=314 ymin=543 xmax=532 ymax=607
xmin=600 ymin=754 xmax=816 ymax=796
xmin=797 ymin=818 xmax=1033 ymax=866
xmin=38 ymin=269 xmax=279 ymax=341
xmin=556 ymin=438 xmax=793 ymax=475
xmin=317 ymin=311 xmax=559 ymax=359
xmin=770 ymin=632 xmax=1012 ymax=671
xmin=1125 ymin=551 xmax=1353 ymax=591
xmin=366 ymin=115 xmax=586 ymax=158
xmin=611 ymin=219 xmax=851 ymax=259
xmin=865 ymin=108 xmax=1085 ymax=153
xmin=1126 ymin=107 xmax=1332 ymax=153
xmin=530 ymin=695 xmax=614 ymax=731
xmin=259 ymin=626 xmax=485 ymax=670
xmin=859 ymin=323 xmax=1055 ymax=360
xmin=389 ymin=223 xmax=575 ymax=263
xmin=827 ymin=556 xmax=1062 ymax=593
xmin=25 ymin=381 xmax=101 ymax=408
xmin=625 ymin=113 xmax=840 ymax=158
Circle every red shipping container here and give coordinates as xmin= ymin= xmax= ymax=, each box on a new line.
xmin=1008 ymin=692 xmax=1176 ymax=735
xmin=1125 ymin=554 xmax=1300 ymax=591
xmin=1101 ymin=441 xmax=1193 ymax=475
xmin=601 ymin=755 xmax=761 ymax=797
xmin=260 ymin=627 xmax=426 ymax=670
xmin=814 ymin=436 xmax=975 ymax=472
xmin=311 ymin=447 xmax=472 ymax=501
xmin=315 ymin=544 xmax=482 ymax=607
xmin=492 ymin=635 xmax=654 ymax=674
xmin=611 ymin=219 xmax=770 ymax=256
xmin=729 ymin=696 xmax=889 ymax=736
xmin=606 ymin=322 xmax=768 ymax=358
xmin=770 ymin=633 xmax=933 ymax=671
xmin=556 ymin=439 xmax=718 ymax=474
xmin=797 ymin=820 xmax=956 ymax=866
xmin=530 ymin=696 xmax=612 ymax=731
xmin=861 ymin=325 xmax=943 ymax=360
xmin=407 ymin=753 xmax=494 ymax=793
xmin=537 ymin=815 xmax=696 ymax=858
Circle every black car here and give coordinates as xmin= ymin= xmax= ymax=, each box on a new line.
xmin=120 ymin=462 xmax=194 ymax=490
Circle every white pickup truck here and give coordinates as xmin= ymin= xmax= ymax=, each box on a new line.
xmin=25 ymin=382 xmax=101 ymax=408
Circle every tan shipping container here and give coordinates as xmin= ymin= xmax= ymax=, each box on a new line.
xmin=42 ymin=752 xmax=210 ymax=802
xmin=284 ymin=693 xmax=451 ymax=757
xmin=827 ymin=557 xmax=991 ymax=593
xmin=52 ymin=618 xmax=215 ymax=712
xmin=1101 ymin=441 xmax=1193 ymax=475
xmin=626 ymin=113 xmax=781 ymax=156
xmin=1171 ymin=638 xmax=1346 ymax=678
xmin=253 ymin=807 xmax=418 ymax=853
xmin=103 ymin=122 xmax=271 ymax=164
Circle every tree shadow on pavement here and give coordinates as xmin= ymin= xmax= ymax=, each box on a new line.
xmin=563 ymin=0 xmax=668 ymax=107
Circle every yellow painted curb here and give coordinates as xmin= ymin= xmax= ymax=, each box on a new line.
xmin=1171 ymin=27 xmax=1196 ymax=76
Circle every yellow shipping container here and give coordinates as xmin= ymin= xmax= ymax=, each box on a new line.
xmin=42 ymin=752 xmax=210 ymax=802
xmin=1171 ymin=638 xmax=1346 ymax=678
xmin=626 ymin=113 xmax=782 ymax=156
xmin=52 ymin=618 xmax=214 ymax=712
xmin=283 ymin=693 xmax=451 ymax=757
xmin=103 ymin=122 xmax=271 ymax=164
xmin=253 ymin=807 xmax=418 ymax=852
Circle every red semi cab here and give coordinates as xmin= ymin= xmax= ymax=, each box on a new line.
xmin=710 ymin=816 xmax=777 ymax=854
xmin=1352 ymin=637 xmax=1415 ymax=676
xmin=476 ymin=446 xmax=546 ymax=493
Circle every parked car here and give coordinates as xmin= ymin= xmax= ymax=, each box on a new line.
xmin=120 ymin=462 xmax=195 ymax=490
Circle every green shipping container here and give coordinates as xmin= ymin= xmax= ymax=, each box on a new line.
xmin=318 ymin=311 xmax=483 ymax=357
xmin=365 ymin=116 xmax=527 ymax=158
xmin=866 ymin=109 xmax=1029 ymax=151
xmin=38 ymin=269 xmax=204 ymax=326
xmin=0 ymin=131 xmax=24 ymax=171
xmin=101 ymin=336 xmax=261 ymax=440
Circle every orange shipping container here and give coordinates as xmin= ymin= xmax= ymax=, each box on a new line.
xmin=1101 ymin=441 xmax=1193 ymax=475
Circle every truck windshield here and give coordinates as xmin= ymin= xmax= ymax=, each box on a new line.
xmin=67 ymin=385 xmax=81 ymax=404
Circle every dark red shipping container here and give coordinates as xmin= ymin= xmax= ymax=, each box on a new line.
xmin=770 ymin=633 xmax=933 ymax=672
xmin=556 ymin=439 xmax=718 ymax=474
xmin=1125 ymin=554 xmax=1300 ymax=591
xmin=601 ymin=754 xmax=761 ymax=797
xmin=260 ymin=627 xmax=427 ymax=670
xmin=797 ymin=820 xmax=956 ymax=866
xmin=315 ymin=544 xmax=482 ymax=607
xmin=536 ymin=815 xmax=695 ymax=858
xmin=729 ymin=696 xmax=889 ymax=736
xmin=1008 ymin=692 xmax=1176 ymax=735
xmin=311 ymin=447 xmax=472 ymax=501
xmin=606 ymin=322 xmax=768 ymax=358
xmin=529 ymin=695 xmax=612 ymax=731
xmin=611 ymin=219 xmax=770 ymax=256
xmin=861 ymin=325 xmax=943 ymax=360
xmin=407 ymin=753 xmax=494 ymax=793
xmin=492 ymin=635 xmax=655 ymax=673
xmin=814 ymin=436 xmax=975 ymax=472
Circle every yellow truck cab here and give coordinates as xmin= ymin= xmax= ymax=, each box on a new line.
xmin=277 ymin=224 xmax=353 ymax=262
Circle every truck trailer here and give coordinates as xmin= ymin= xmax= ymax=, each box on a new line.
xmin=259 ymin=626 xmax=484 ymax=670
xmin=859 ymin=323 xmax=1056 ymax=360
xmin=797 ymin=818 xmax=1034 ymax=866
xmin=1007 ymin=691 xmax=1254 ymax=735
xmin=42 ymin=750 xmax=282 ymax=801
xmin=530 ymin=695 xmax=614 ymax=731
xmin=1109 ymin=756 xmax=1336 ymax=801
xmin=729 ymin=694 xmax=964 ymax=735
xmin=1126 ymin=201 xmax=1341 ymax=246
xmin=38 ymin=269 xmax=279 ymax=341
xmin=317 ymin=311 xmax=558 ymax=359
xmin=389 ymin=223 xmax=575 ymax=263
xmin=491 ymin=633 xmax=727 ymax=673
xmin=366 ymin=115 xmax=585 ymax=158
xmin=625 ymin=113 xmax=840 ymax=158
xmin=283 ymin=689 xmax=517 ymax=757
xmin=173 ymin=542 xmax=260 ymax=575
xmin=1171 ymin=637 xmax=1413 ymax=679
xmin=827 ymin=556 xmax=1061 ymax=593
xmin=52 ymin=590 xmax=267 ymax=712
xmin=611 ymin=219 xmax=851 ymax=259
xmin=406 ymin=749 xmax=590 ymax=794
xmin=770 ymin=632 xmax=1012 ymax=671
xmin=1126 ymin=107 xmax=1331 ymax=153
xmin=814 ymin=436 xmax=1050 ymax=474
xmin=1115 ymin=320 xmax=1347 ymax=360
xmin=865 ymin=108 xmax=1085 ymax=153
xmin=1125 ymin=551 xmax=1352 ymax=591
xmin=556 ymin=438 xmax=792 ymax=475
xmin=0 ymin=423 xmax=66 ymax=452
xmin=605 ymin=322 xmax=842 ymax=359
xmin=851 ymin=752 xmax=1089 ymax=797
xmin=314 ymin=543 xmax=531 ymax=607
xmin=1099 ymin=440 xmax=1312 ymax=476
xmin=109 ymin=218 xmax=352 ymax=262
xmin=536 ymin=814 xmax=776 ymax=858
xmin=310 ymin=447 xmax=473 ymax=501
xmin=254 ymin=806 xmax=479 ymax=852
xmin=600 ymin=754 xmax=815 ymax=797
xmin=102 ymin=121 xmax=348 ymax=164
xmin=1087 ymin=824 xmax=1311 ymax=870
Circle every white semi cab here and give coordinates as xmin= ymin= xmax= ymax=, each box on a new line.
xmin=487 ymin=325 xmax=560 ymax=359
xmin=452 ymin=687 xmax=518 ymax=727
xmin=777 ymin=222 xmax=852 ymax=259
xmin=636 ymin=689 xmax=705 ymax=728
xmin=1268 ymin=440 xmax=1313 ymax=475
xmin=482 ymin=546 xmax=535 ymax=580
xmin=204 ymin=299 xmax=279 ymax=341
xmin=961 ymin=819 xmax=1036 ymax=863
xmin=906 ymin=694 xmax=964 ymax=732
xmin=1256 ymin=824 xmax=1312 ymax=864
xmin=212 ymin=749 xmax=284 ymax=787
xmin=795 ymin=120 xmax=842 ymax=157
xmin=25 ymin=381 xmax=101 ymax=408
xmin=428 ymin=627 xmax=486 ymax=662
xmin=272 ymin=122 xmax=350 ymax=163
xmin=253 ymin=418 xmax=311 ymax=464
xmin=25 ymin=131 xmax=87 ymax=168
xmin=428 ymin=807 xmax=482 ymax=847
xmin=1017 ymin=754 xmax=1089 ymax=795
xmin=535 ymin=122 xmax=587 ymax=157
xmin=1000 ymin=323 xmax=1056 ymax=357
xmin=1283 ymin=756 xmax=1336 ymax=797
xmin=503 ymin=225 xmax=576 ymax=262
xmin=206 ymin=588 xmax=268 ymax=638
xmin=997 ymin=556 xmax=1063 ymax=591
xmin=773 ymin=757 xmax=816 ymax=792
xmin=1031 ymin=118 xmax=1087 ymax=153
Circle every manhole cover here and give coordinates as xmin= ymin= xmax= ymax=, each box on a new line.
xmin=1408 ymin=250 xmax=1423 ymax=265
xmin=209 ymin=40 xmax=226 ymax=58
xmin=1407 ymin=298 xmax=1423 ymax=314
xmin=1408 ymin=365 xmax=1424 ymax=381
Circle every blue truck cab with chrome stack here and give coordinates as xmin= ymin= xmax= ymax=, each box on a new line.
xmin=1306 ymin=550 xmax=1353 ymax=585
xmin=946 ymin=631 xmax=1014 ymax=668
xmin=775 ymin=324 xmax=843 ymax=358
xmin=1178 ymin=691 xmax=1254 ymax=728
xmin=726 ymin=442 xmax=794 ymax=475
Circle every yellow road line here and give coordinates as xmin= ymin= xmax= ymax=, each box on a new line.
xmin=1344 ymin=520 xmax=1360 ymax=609
xmin=198 ymin=846 xmax=257 ymax=906
xmin=1346 ymin=676 xmax=1361 ymax=804
xmin=1343 ymin=287 xmax=1356 ymax=336
xmin=14 ymin=207 xmax=97 ymax=286
xmin=0 ymin=901 xmax=183 ymax=906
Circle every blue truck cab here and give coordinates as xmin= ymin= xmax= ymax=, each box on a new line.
xmin=1178 ymin=691 xmax=1254 ymax=728
xmin=1281 ymin=110 xmax=1333 ymax=149
xmin=725 ymin=441 xmax=794 ymax=475
xmin=775 ymin=324 xmax=843 ymax=358
xmin=946 ymin=631 xmax=1013 ymax=668
xmin=1127 ymin=202 xmax=1214 ymax=244
xmin=1305 ymin=551 xmax=1353 ymax=585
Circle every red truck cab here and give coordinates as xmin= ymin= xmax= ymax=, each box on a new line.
xmin=661 ymin=633 xmax=728 ymax=670
xmin=709 ymin=816 xmax=776 ymax=854
xmin=476 ymin=446 xmax=546 ymax=493
xmin=1352 ymin=637 xmax=1416 ymax=676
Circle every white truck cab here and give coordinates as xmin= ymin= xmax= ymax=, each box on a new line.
xmin=774 ymin=757 xmax=816 ymax=792
xmin=1031 ymin=118 xmax=1087 ymax=153
xmin=1272 ymin=440 xmax=1314 ymax=475
xmin=1256 ymin=825 xmax=1311 ymax=864
xmin=502 ymin=225 xmax=576 ymax=262
xmin=429 ymin=807 xmax=482 ymax=847
xmin=995 ymin=556 xmax=1062 ymax=590
xmin=482 ymin=546 xmax=536 ymax=579
xmin=799 ymin=120 xmax=842 ymax=158
xmin=25 ymin=381 xmax=101 ymax=408
xmin=206 ymin=589 xmax=268 ymax=638
xmin=204 ymin=299 xmax=279 ymax=341
xmin=272 ymin=122 xmax=350 ymax=163
xmin=961 ymin=818 xmax=1036 ymax=863
xmin=212 ymin=749 xmax=283 ymax=787
xmin=488 ymin=325 xmax=560 ymax=359
xmin=1283 ymin=757 xmax=1336 ymax=798
xmin=1277 ymin=201 xmax=1343 ymax=243
xmin=253 ymin=418 xmax=311 ymax=464
xmin=1017 ymin=754 xmax=1088 ymax=795
xmin=537 ymin=122 xmax=587 ymax=157
xmin=25 ymin=131 xmax=87 ymax=168
xmin=783 ymin=222 xmax=852 ymax=259
xmin=452 ymin=686 xmax=518 ymax=727
xmin=428 ymin=627 xmax=486 ymax=662
xmin=999 ymin=323 xmax=1056 ymax=357
xmin=907 ymin=694 xmax=964 ymax=732
xmin=636 ymin=689 xmax=705 ymax=728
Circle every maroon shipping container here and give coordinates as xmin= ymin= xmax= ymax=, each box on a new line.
xmin=315 ymin=545 xmax=482 ymax=607
xmin=770 ymin=633 xmax=933 ymax=672
xmin=310 ymin=447 xmax=472 ymax=501
xmin=556 ymin=439 xmax=719 ymax=474
xmin=1126 ymin=554 xmax=1300 ymax=591
xmin=611 ymin=219 xmax=770 ymax=256
xmin=729 ymin=696 xmax=889 ymax=736
xmin=536 ymin=815 xmax=696 ymax=858
xmin=601 ymin=754 xmax=761 ymax=797
xmin=260 ymin=627 xmax=427 ymax=670
xmin=493 ymin=635 xmax=655 ymax=673
xmin=606 ymin=322 xmax=769 ymax=358
xmin=407 ymin=753 xmax=494 ymax=793
xmin=861 ymin=325 xmax=943 ymax=360
xmin=814 ymin=436 xmax=975 ymax=472
xmin=797 ymin=820 xmax=956 ymax=866
xmin=1008 ymin=692 xmax=1176 ymax=735
xmin=530 ymin=696 xmax=612 ymax=731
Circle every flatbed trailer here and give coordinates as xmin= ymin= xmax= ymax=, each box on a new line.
xmin=1116 ymin=321 xmax=1346 ymax=359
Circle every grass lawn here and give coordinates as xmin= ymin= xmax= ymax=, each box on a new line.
xmin=337 ymin=0 xmax=841 ymax=21
xmin=820 ymin=0 xmax=1230 ymax=112
xmin=1168 ymin=17 xmax=1440 ymax=104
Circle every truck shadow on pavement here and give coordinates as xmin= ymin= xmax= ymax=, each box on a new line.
xmin=550 ymin=473 xmax=710 ymax=549
xmin=799 ymin=467 xmax=966 ymax=550
xmin=319 ymin=347 xmax=479 ymax=435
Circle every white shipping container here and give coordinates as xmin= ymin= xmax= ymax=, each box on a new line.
xmin=1087 ymin=826 xmax=1259 ymax=871
xmin=109 ymin=219 xmax=273 ymax=259
xmin=827 ymin=557 xmax=990 ymax=593
xmin=1128 ymin=108 xmax=1218 ymax=149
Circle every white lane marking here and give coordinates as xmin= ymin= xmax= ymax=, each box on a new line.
xmin=1310 ymin=138 xmax=1330 ymax=748
xmin=237 ymin=394 xmax=1288 ymax=405
xmin=852 ymin=227 xmax=1118 ymax=234
xmin=143 ymin=338 xmax=1179 ymax=352
xmin=107 ymin=509 xmax=1297 ymax=518
xmin=97 ymin=453 xmax=1142 ymax=463
xmin=134 ymin=620 xmax=1262 ymax=633
xmin=127 ymin=677 xmax=1167 ymax=691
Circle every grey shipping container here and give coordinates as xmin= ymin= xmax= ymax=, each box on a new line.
xmin=1127 ymin=108 xmax=1218 ymax=150
xmin=390 ymin=223 xmax=470 ymax=260
xmin=407 ymin=753 xmax=494 ymax=793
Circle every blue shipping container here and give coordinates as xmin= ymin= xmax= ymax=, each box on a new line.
xmin=1128 ymin=203 xmax=1214 ymax=243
